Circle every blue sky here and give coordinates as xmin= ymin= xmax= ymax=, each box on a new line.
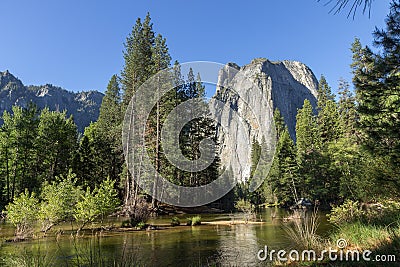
xmin=0 ymin=1 xmax=391 ymax=95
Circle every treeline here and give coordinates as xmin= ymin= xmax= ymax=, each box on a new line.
xmin=0 ymin=13 xmax=220 ymax=216
xmin=248 ymin=1 xmax=400 ymax=208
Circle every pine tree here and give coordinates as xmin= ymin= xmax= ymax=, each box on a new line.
xmin=121 ymin=13 xmax=155 ymax=108
xmin=93 ymin=75 xmax=124 ymax=185
xmin=317 ymin=75 xmax=335 ymax=111
xmin=337 ymin=78 xmax=357 ymax=137
xmin=352 ymin=1 xmax=400 ymax=165
xmin=267 ymin=127 xmax=299 ymax=206
xmin=317 ymin=76 xmax=340 ymax=145
xmin=150 ymin=33 xmax=171 ymax=208
xmin=273 ymin=108 xmax=285 ymax=141
xmin=296 ymin=99 xmax=317 ymax=158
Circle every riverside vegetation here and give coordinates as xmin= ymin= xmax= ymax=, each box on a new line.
xmin=0 ymin=0 xmax=400 ymax=265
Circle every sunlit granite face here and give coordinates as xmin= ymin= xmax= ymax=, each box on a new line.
xmin=212 ymin=59 xmax=318 ymax=182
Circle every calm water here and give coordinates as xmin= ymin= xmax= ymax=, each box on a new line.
xmin=0 ymin=208 xmax=332 ymax=266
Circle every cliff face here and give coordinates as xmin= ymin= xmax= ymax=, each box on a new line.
xmin=213 ymin=59 xmax=318 ymax=182
xmin=0 ymin=70 xmax=103 ymax=132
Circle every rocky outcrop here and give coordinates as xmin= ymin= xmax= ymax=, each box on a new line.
xmin=0 ymin=70 xmax=103 ymax=132
xmin=213 ymin=58 xmax=318 ymax=182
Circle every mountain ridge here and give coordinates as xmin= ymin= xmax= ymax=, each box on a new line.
xmin=0 ymin=70 xmax=104 ymax=132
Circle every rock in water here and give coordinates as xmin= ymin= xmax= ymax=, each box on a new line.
xmin=212 ymin=58 xmax=318 ymax=183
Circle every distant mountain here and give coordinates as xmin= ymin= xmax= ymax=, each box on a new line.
xmin=0 ymin=70 xmax=104 ymax=132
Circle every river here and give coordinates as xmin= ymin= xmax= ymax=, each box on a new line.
xmin=0 ymin=208 xmax=332 ymax=266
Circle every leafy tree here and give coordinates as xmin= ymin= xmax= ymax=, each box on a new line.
xmin=39 ymin=171 xmax=82 ymax=232
xmin=75 ymin=178 xmax=119 ymax=232
xmin=6 ymin=189 xmax=39 ymax=238
xmin=36 ymin=108 xmax=77 ymax=183
xmin=3 ymin=104 xmax=39 ymax=199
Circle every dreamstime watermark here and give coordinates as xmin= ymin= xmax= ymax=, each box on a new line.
xmin=122 ymin=61 xmax=276 ymax=207
xmin=257 ymin=239 xmax=397 ymax=263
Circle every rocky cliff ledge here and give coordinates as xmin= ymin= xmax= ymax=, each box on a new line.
xmin=213 ymin=58 xmax=318 ymax=182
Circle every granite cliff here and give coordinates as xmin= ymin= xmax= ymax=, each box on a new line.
xmin=0 ymin=70 xmax=103 ymax=132
xmin=213 ymin=58 xmax=318 ymax=182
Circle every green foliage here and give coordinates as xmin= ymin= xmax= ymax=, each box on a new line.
xmin=328 ymin=200 xmax=363 ymax=225
xmin=296 ymin=99 xmax=317 ymax=157
xmin=6 ymin=189 xmax=39 ymax=238
xmin=39 ymin=171 xmax=82 ymax=232
xmin=0 ymin=104 xmax=79 ymax=208
xmin=171 ymin=216 xmax=180 ymax=226
xmin=190 ymin=215 xmax=201 ymax=226
xmin=136 ymin=221 xmax=146 ymax=230
xmin=234 ymin=199 xmax=254 ymax=214
xmin=74 ymin=178 xmax=119 ymax=232
xmin=235 ymin=198 xmax=255 ymax=222
xmin=352 ymin=1 xmax=400 ymax=169
xmin=37 ymin=108 xmax=77 ymax=183
xmin=267 ymin=127 xmax=300 ymax=206
xmin=330 ymin=222 xmax=392 ymax=250
xmin=328 ymin=199 xmax=400 ymax=226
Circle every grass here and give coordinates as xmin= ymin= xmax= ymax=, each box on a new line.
xmin=283 ymin=208 xmax=326 ymax=252
xmin=330 ymin=221 xmax=393 ymax=250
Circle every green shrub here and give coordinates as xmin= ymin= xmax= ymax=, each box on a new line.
xmin=6 ymin=189 xmax=39 ymax=239
xmin=136 ymin=222 xmax=146 ymax=230
xmin=39 ymin=172 xmax=82 ymax=233
xmin=328 ymin=200 xmax=363 ymax=225
xmin=171 ymin=217 xmax=180 ymax=226
xmin=235 ymin=199 xmax=255 ymax=222
xmin=328 ymin=199 xmax=400 ymax=226
xmin=121 ymin=220 xmax=131 ymax=228
xmin=74 ymin=178 xmax=119 ymax=233
xmin=186 ymin=218 xmax=192 ymax=226
xmin=191 ymin=216 xmax=201 ymax=226
xmin=128 ymin=198 xmax=150 ymax=227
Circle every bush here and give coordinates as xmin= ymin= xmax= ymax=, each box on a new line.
xmin=127 ymin=198 xmax=151 ymax=227
xmin=6 ymin=189 xmax=39 ymax=239
xmin=171 ymin=217 xmax=180 ymax=226
xmin=328 ymin=199 xmax=400 ymax=226
xmin=235 ymin=199 xmax=255 ymax=222
xmin=121 ymin=220 xmax=131 ymax=228
xmin=74 ymin=178 xmax=119 ymax=232
xmin=328 ymin=200 xmax=363 ymax=225
xmin=191 ymin=216 xmax=201 ymax=226
xmin=136 ymin=221 xmax=146 ymax=230
xmin=39 ymin=172 xmax=82 ymax=232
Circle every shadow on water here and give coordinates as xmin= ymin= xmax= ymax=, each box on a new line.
xmin=0 ymin=208 xmax=332 ymax=266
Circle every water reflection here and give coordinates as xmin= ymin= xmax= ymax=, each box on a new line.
xmin=0 ymin=208 xmax=331 ymax=266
